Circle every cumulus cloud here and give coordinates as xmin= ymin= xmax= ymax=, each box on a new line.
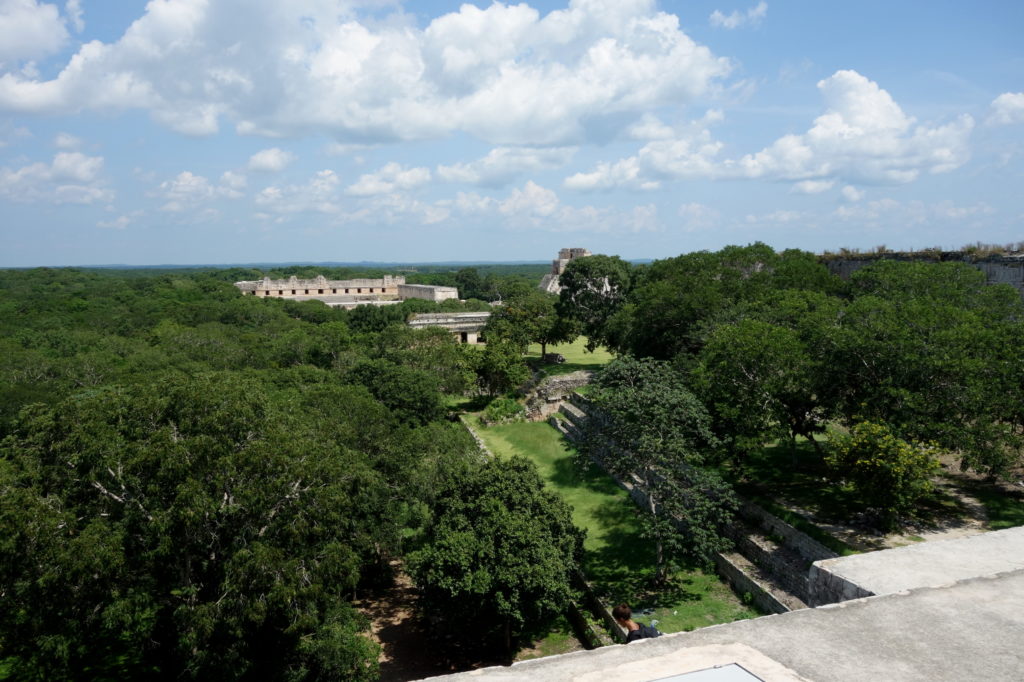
xmin=53 ymin=131 xmax=79 ymax=148
xmin=832 ymin=198 xmax=993 ymax=226
xmin=0 ymin=0 xmax=68 ymax=63
xmin=987 ymin=92 xmax=1024 ymax=126
xmin=0 ymin=0 xmax=731 ymax=144
xmin=155 ymin=170 xmax=246 ymax=211
xmin=841 ymin=185 xmax=864 ymax=202
xmin=255 ymin=170 xmax=343 ymax=215
xmin=97 ymin=210 xmax=142 ymax=230
xmin=438 ymin=146 xmax=576 ymax=187
xmin=248 ymin=147 xmax=294 ymax=172
xmin=487 ymin=180 xmax=660 ymax=232
xmin=791 ymin=179 xmax=834 ymax=194
xmin=0 ymin=151 xmax=110 ymax=204
xmin=346 ymin=162 xmax=431 ymax=196
xmin=678 ymin=202 xmax=720 ymax=231
xmin=566 ymin=70 xmax=974 ymax=190
xmin=64 ymin=0 xmax=82 ymax=33
xmin=710 ymin=1 xmax=767 ymax=29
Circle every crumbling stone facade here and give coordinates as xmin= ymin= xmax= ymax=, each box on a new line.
xmin=538 ymin=247 xmax=592 ymax=294
xmin=234 ymin=274 xmax=458 ymax=308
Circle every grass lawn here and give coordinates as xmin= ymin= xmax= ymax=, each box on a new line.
xmin=525 ymin=337 xmax=614 ymax=377
xmin=469 ymin=417 xmax=759 ymax=635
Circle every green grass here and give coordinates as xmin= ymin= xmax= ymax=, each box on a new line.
xmin=525 ymin=337 xmax=614 ymax=377
xmin=941 ymin=473 xmax=1024 ymax=531
xmin=514 ymin=615 xmax=580 ymax=661
xmin=470 ymin=417 xmax=759 ymax=634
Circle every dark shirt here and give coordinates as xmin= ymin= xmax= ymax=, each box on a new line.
xmin=626 ymin=623 xmax=662 ymax=642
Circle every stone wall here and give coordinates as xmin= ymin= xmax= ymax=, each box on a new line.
xmin=737 ymin=502 xmax=837 ymax=565
xmin=524 ymin=372 xmax=594 ymax=420
xmin=825 ymin=255 xmax=1024 ymax=296
xmin=397 ymin=283 xmax=459 ymax=302
xmin=713 ymin=553 xmax=790 ymax=615
xmin=806 ymin=562 xmax=874 ymax=607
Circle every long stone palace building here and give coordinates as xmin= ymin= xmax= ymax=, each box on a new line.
xmin=234 ymin=248 xmax=595 ymax=343
xmin=233 ymin=275 xmax=458 ymax=309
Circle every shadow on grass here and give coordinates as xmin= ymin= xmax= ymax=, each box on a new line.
xmin=550 ymin=454 xmax=622 ymax=494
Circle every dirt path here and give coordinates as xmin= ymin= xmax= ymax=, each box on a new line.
xmin=354 ymin=568 xmax=451 ymax=682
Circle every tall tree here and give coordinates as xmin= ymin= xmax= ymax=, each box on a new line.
xmin=485 ymin=290 xmax=579 ymax=357
xmin=578 ymin=357 xmax=736 ymax=579
xmin=0 ymin=375 xmax=384 ymax=681
xmin=410 ymin=456 xmax=584 ymax=653
xmin=556 ymin=254 xmax=632 ymax=352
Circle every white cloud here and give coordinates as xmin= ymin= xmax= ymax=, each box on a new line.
xmin=0 ymin=0 xmax=730 ymax=144
xmin=248 ymin=147 xmax=294 ymax=172
xmin=746 ymin=209 xmax=807 ymax=225
xmin=472 ymin=179 xmax=662 ymax=233
xmin=791 ymin=179 xmax=834 ymax=194
xmin=678 ymin=202 xmax=720 ymax=230
xmin=155 ymin=169 xmax=245 ymax=211
xmin=0 ymin=151 xmax=110 ymax=204
xmin=567 ymin=70 xmax=974 ymax=189
xmin=500 ymin=180 xmax=560 ymax=218
xmin=255 ymin=169 xmax=342 ymax=214
xmin=832 ymin=198 xmax=993 ymax=226
xmin=987 ymin=92 xmax=1024 ymax=126
xmin=841 ymin=185 xmax=864 ymax=202
xmin=53 ymin=131 xmax=80 ymax=148
xmin=627 ymin=114 xmax=675 ymax=141
xmin=0 ymin=0 xmax=68 ymax=63
xmin=438 ymin=146 xmax=576 ymax=187
xmin=64 ymin=0 xmax=82 ymax=33
xmin=710 ymin=2 xmax=767 ymax=29
xmin=346 ymin=162 xmax=431 ymax=196
xmin=97 ymin=210 xmax=142 ymax=230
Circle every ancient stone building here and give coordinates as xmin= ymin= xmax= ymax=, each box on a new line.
xmin=407 ymin=311 xmax=491 ymax=344
xmin=234 ymin=275 xmax=457 ymax=309
xmin=538 ymin=247 xmax=592 ymax=294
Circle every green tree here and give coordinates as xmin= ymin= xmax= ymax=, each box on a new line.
xmin=580 ymin=357 xmax=736 ymax=578
xmin=825 ymin=421 xmax=940 ymax=529
xmin=485 ymin=290 xmax=579 ymax=357
xmin=410 ymin=456 xmax=584 ymax=653
xmin=695 ymin=318 xmax=825 ymax=459
xmin=475 ymin=339 xmax=530 ymax=397
xmin=556 ymin=255 xmax=632 ymax=351
xmin=0 ymin=375 xmax=382 ymax=681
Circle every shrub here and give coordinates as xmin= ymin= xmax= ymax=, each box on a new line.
xmin=825 ymin=421 xmax=939 ymax=529
xmin=482 ymin=396 xmax=526 ymax=425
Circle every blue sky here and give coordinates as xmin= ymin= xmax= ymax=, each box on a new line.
xmin=1 ymin=0 xmax=1022 ymax=267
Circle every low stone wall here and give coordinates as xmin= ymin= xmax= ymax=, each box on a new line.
xmin=730 ymin=532 xmax=810 ymax=603
xmin=825 ymin=255 xmax=1024 ymax=296
xmin=806 ymin=563 xmax=874 ymax=607
xmin=738 ymin=502 xmax=837 ymax=564
xmin=525 ymin=371 xmax=593 ymax=420
xmin=713 ymin=553 xmax=789 ymax=615
xmin=458 ymin=415 xmax=494 ymax=459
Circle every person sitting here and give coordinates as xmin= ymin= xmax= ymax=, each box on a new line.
xmin=612 ymin=603 xmax=662 ymax=643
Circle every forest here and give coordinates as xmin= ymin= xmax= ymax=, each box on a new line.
xmin=2 ymin=246 xmax=1023 ymax=680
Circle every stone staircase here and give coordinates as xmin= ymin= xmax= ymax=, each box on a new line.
xmin=552 ymin=392 xmax=825 ymax=614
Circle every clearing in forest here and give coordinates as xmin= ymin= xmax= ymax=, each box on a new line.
xmin=470 ymin=417 xmax=759 ymax=646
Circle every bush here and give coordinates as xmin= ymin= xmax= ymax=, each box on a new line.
xmin=482 ymin=396 xmax=526 ymax=425
xmin=825 ymin=421 xmax=939 ymax=529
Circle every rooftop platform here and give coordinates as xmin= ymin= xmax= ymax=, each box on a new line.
xmin=424 ymin=527 xmax=1024 ymax=682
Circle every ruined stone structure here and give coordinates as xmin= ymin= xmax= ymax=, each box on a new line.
xmin=407 ymin=311 xmax=491 ymax=344
xmin=825 ymin=253 xmax=1024 ymax=297
xmin=397 ymin=283 xmax=459 ymax=302
xmin=538 ymin=247 xmax=592 ymax=294
xmin=233 ymin=275 xmax=458 ymax=309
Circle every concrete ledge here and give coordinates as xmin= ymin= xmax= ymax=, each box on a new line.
xmin=810 ymin=525 xmax=1024 ymax=600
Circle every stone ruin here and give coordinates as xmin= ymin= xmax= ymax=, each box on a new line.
xmin=538 ymin=247 xmax=592 ymax=294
